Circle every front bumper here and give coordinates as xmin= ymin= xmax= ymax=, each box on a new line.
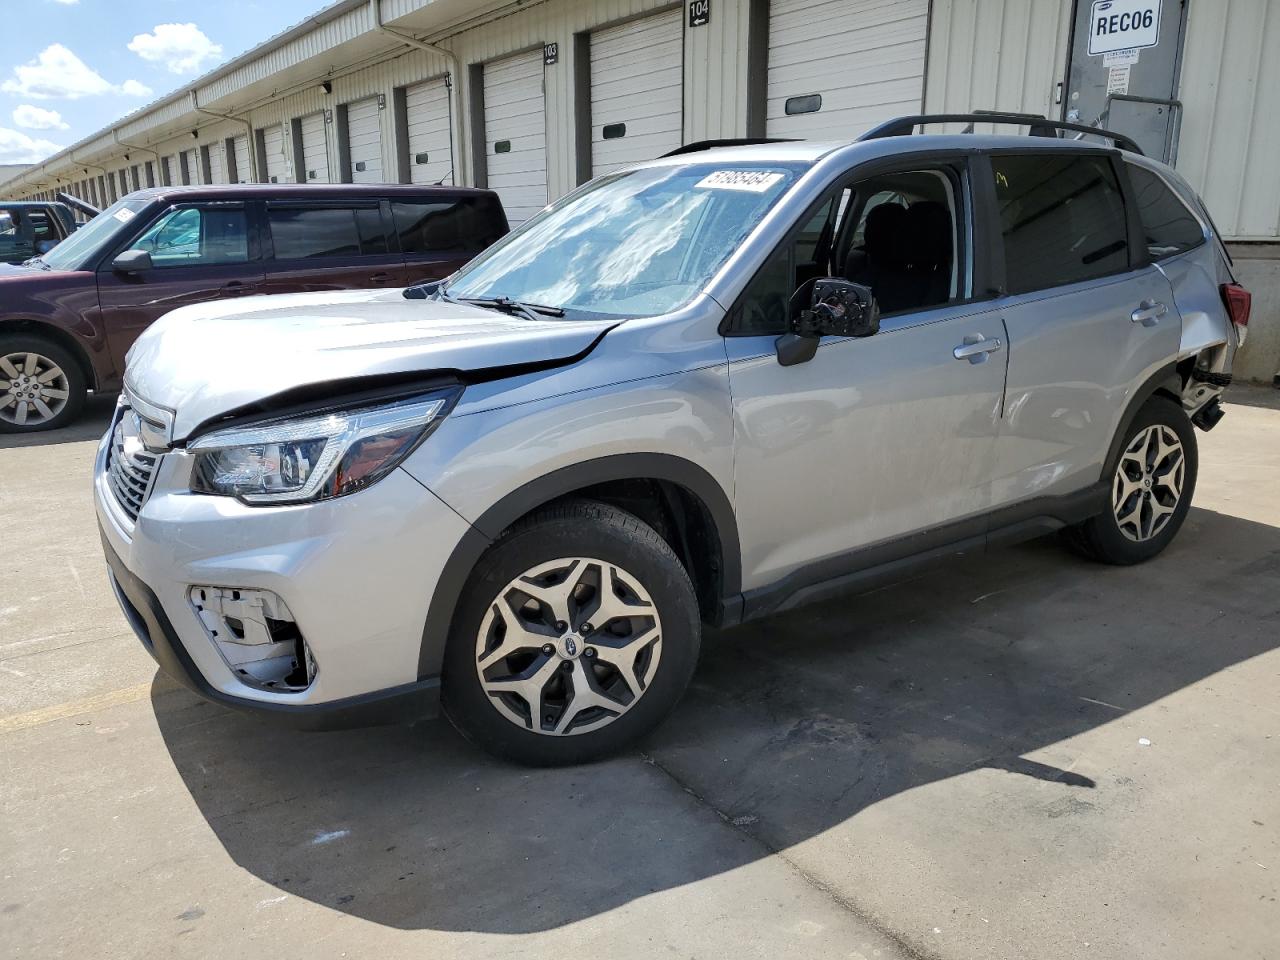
xmin=94 ymin=417 xmax=474 ymax=729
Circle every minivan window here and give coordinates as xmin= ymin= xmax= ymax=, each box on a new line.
xmin=393 ymin=197 xmax=506 ymax=254
xmin=267 ymin=206 xmax=386 ymax=260
xmin=131 ymin=206 xmax=249 ymax=266
xmin=1125 ymin=163 xmax=1205 ymax=260
xmin=446 ymin=163 xmax=804 ymax=319
xmin=43 ymin=198 xmax=150 ymax=271
xmin=991 ymin=154 xmax=1129 ymax=295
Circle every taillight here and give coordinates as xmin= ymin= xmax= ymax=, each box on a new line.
xmin=1221 ymin=282 xmax=1251 ymax=327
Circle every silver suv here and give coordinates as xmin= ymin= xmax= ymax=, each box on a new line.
xmin=95 ymin=115 xmax=1250 ymax=765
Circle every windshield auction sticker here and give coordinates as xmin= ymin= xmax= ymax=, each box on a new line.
xmin=695 ymin=171 xmax=785 ymax=192
xmin=112 ymin=208 xmax=136 ymax=223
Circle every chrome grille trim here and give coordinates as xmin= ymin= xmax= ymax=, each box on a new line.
xmin=105 ymin=406 xmax=161 ymax=523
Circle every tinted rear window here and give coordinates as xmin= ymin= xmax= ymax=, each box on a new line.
xmin=268 ymin=206 xmax=389 ymax=260
xmin=991 ymin=153 xmax=1129 ymax=295
xmin=392 ymin=196 xmax=507 ymax=254
xmin=1125 ymin=163 xmax=1205 ymax=260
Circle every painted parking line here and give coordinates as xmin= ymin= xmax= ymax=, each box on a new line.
xmin=0 ymin=678 xmax=176 ymax=735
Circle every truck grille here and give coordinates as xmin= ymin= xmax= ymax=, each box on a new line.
xmin=106 ymin=409 xmax=160 ymax=522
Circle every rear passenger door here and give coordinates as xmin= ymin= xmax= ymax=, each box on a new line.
xmin=260 ymin=201 xmax=405 ymax=294
xmin=985 ymin=151 xmax=1182 ymax=508
xmin=391 ymin=195 xmax=508 ymax=285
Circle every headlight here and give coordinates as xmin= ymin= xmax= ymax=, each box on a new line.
xmin=188 ymin=389 xmax=458 ymax=504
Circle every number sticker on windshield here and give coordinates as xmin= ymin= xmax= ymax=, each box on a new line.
xmin=112 ymin=208 xmax=135 ymax=223
xmin=695 ymin=171 xmax=785 ymax=193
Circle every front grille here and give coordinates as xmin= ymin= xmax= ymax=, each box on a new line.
xmin=106 ymin=409 xmax=160 ymax=522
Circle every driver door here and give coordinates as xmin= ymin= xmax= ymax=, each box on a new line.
xmin=725 ymin=159 xmax=1010 ymax=607
xmin=98 ymin=202 xmax=263 ymax=376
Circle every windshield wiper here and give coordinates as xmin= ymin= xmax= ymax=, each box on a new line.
xmin=437 ymin=285 xmax=564 ymax=321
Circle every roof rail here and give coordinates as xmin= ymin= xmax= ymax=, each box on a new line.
xmin=662 ymin=138 xmax=798 ymax=157
xmin=858 ymin=113 xmax=1144 ymax=156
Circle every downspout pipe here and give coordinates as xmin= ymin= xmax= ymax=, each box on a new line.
xmin=113 ymin=129 xmax=163 ymax=185
xmin=369 ymin=0 xmax=468 ymax=184
xmin=190 ymin=90 xmax=258 ymax=182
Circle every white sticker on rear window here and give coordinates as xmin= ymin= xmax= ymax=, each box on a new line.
xmin=112 ymin=208 xmax=135 ymax=223
xmin=695 ymin=171 xmax=785 ymax=193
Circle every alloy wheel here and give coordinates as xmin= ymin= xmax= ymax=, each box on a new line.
xmin=474 ymin=556 xmax=663 ymax=736
xmin=1113 ymin=423 xmax=1185 ymax=542
xmin=0 ymin=352 xmax=71 ymax=428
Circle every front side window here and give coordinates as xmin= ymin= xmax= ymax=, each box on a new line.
xmin=732 ymin=168 xmax=962 ymax=335
xmin=131 ymin=206 xmax=249 ymax=267
xmin=1125 ymin=163 xmax=1205 ymax=260
xmin=991 ymin=153 xmax=1129 ymax=295
xmin=445 ymin=162 xmax=806 ymax=319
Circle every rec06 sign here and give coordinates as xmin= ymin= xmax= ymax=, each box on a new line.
xmin=1088 ymin=0 xmax=1161 ymax=55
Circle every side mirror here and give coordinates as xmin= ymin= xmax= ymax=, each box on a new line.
xmin=775 ymin=279 xmax=880 ymax=366
xmin=111 ymin=249 xmax=153 ymax=274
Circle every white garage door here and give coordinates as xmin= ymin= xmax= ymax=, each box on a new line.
xmin=206 ymin=143 xmax=227 ymax=184
xmin=300 ymin=112 xmax=330 ymax=183
xmin=483 ymin=50 xmax=547 ymax=224
xmin=346 ymin=97 xmax=383 ymax=182
xmin=405 ymin=78 xmax=453 ymax=185
xmin=182 ymin=149 xmax=201 ymax=185
xmin=262 ymin=124 xmax=291 ymax=183
xmin=233 ymin=135 xmax=251 ymax=182
xmin=766 ymin=0 xmax=928 ymax=139
xmin=590 ymin=9 xmax=684 ymax=176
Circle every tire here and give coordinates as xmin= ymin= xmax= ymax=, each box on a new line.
xmin=442 ymin=498 xmax=701 ymax=766
xmin=0 ymin=335 xmax=86 ymax=433
xmin=1064 ymin=395 xmax=1198 ymax=565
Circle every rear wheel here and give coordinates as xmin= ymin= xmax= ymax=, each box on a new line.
xmin=1064 ymin=395 xmax=1197 ymax=565
xmin=442 ymin=499 xmax=700 ymax=766
xmin=0 ymin=335 xmax=86 ymax=433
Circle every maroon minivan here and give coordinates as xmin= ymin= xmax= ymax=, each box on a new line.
xmin=0 ymin=183 xmax=508 ymax=432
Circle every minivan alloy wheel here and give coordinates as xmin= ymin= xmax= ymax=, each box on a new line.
xmin=475 ymin=556 xmax=663 ymax=736
xmin=1113 ymin=423 xmax=1185 ymax=542
xmin=0 ymin=351 xmax=71 ymax=428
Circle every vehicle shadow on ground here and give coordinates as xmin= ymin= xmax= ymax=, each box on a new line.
xmin=153 ymin=506 xmax=1280 ymax=934
xmin=0 ymin=394 xmax=114 ymax=449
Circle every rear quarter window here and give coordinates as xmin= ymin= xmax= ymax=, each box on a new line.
xmin=392 ymin=196 xmax=508 ymax=255
xmin=1125 ymin=163 xmax=1206 ymax=260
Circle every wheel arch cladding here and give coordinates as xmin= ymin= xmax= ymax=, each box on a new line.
xmin=0 ymin=319 xmax=97 ymax=390
xmin=1100 ymin=362 xmax=1184 ymax=484
xmin=416 ymin=453 xmax=741 ymax=680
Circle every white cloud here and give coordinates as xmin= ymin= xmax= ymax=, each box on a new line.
xmin=12 ymin=105 xmax=69 ymax=131
xmin=0 ymin=126 xmax=62 ymax=164
xmin=1 ymin=44 xmax=152 ymax=100
xmin=127 ymin=23 xmax=223 ymax=75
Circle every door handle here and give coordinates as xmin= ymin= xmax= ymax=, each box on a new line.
xmin=369 ymin=272 xmax=392 ymax=283
xmin=953 ymin=334 xmax=1004 ymax=364
xmin=1131 ymin=300 xmax=1168 ymax=327
xmin=221 ymin=280 xmax=256 ymax=296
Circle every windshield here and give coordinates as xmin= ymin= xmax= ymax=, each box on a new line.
xmin=40 ymin=199 xmax=149 ymax=271
xmin=445 ymin=162 xmax=807 ymax=319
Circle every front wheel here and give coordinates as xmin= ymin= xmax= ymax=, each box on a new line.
xmin=1064 ymin=395 xmax=1198 ymax=565
xmin=442 ymin=499 xmax=701 ymax=766
xmin=0 ymin=335 xmax=86 ymax=433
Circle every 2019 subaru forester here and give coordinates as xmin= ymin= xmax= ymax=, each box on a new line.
xmin=95 ymin=116 xmax=1248 ymax=765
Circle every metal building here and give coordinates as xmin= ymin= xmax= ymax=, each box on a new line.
xmin=2 ymin=0 xmax=1276 ymax=379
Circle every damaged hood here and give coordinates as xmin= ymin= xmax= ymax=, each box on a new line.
xmin=125 ymin=288 xmax=615 ymax=441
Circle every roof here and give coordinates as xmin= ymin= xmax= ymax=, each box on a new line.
xmin=115 ymin=183 xmax=498 ymax=203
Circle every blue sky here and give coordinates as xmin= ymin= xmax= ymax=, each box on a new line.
xmin=1 ymin=0 xmax=325 ymax=165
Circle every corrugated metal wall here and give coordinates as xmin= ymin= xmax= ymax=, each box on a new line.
xmin=1175 ymin=0 xmax=1280 ymax=239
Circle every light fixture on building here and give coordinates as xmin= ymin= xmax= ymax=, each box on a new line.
xmin=320 ymin=80 xmax=333 ymax=95
xmin=191 ymin=129 xmax=199 ymax=139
